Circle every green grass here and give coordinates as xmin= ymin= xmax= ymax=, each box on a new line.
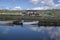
xmin=0 ymin=9 xmax=60 ymax=21
xmin=0 ymin=9 xmax=60 ymax=16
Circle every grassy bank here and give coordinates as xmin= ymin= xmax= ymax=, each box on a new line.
xmin=0 ymin=15 xmax=60 ymax=26
xmin=0 ymin=9 xmax=60 ymax=26
xmin=0 ymin=15 xmax=60 ymax=21
xmin=0 ymin=15 xmax=42 ymax=20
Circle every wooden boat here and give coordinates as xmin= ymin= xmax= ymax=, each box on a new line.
xmin=0 ymin=21 xmax=13 ymax=25
xmin=22 ymin=21 xmax=39 ymax=25
xmin=0 ymin=21 xmax=39 ymax=25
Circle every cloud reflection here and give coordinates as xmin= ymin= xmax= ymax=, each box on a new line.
xmin=2 ymin=27 xmax=10 ymax=34
xmin=29 ymin=25 xmax=60 ymax=40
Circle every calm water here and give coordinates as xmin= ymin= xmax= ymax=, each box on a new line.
xmin=0 ymin=25 xmax=60 ymax=40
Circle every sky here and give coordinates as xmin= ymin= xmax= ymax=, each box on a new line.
xmin=0 ymin=0 xmax=60 ymax=10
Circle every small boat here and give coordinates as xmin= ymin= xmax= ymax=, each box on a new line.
xmin=12 ymin=20 xmax=39 ymax=25
xmin=0 ymin=21 xmax=13 ymax=25
xmin=22 ymin=21 xmax=39 ymax=25
xmin=0 ymin=20 xmax=39 ymax=25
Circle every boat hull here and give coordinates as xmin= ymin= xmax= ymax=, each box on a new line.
xmin=23 ymin=21 xmax=39 ymax=25
xmin=0 ymin=21 xmax=13 ymax=24
xmin=0 ymin=21 xmax=39 ymax=25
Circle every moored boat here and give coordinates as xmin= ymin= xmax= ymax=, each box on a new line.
xmin=23 ymin=21 xmax=39 ymax=25
xmin=0 ymin=21 xmax=39 ymax=25
xmin=0 ymin=21 xmax=13 ymax=25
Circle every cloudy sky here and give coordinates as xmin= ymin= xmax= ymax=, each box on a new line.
xmin=0 ymin=0 xmax=60 ymax=10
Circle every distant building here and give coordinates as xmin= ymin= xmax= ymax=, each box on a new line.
xmin=23 ymin=10 xmax=40 ymax=16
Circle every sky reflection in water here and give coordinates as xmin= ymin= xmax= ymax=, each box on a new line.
xmin=0 ymin=25 xmax=60 ymax=40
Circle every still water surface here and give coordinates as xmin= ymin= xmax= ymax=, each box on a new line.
xmin=0 ymin=25 xmax=60 ymax=40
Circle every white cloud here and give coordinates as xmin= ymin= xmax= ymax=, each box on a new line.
xmin=32 ymin=7 xmax=45 ymax=10
xmin=10 ymin=6 xmax=22 ymax=10
xmin=43 ymin=0 xmax=54 ymax=6
xmin=5 ymin=7 xmax=10 ymax=10
xmin=0 ymin=0 xmax=60 ymax=10
xmin=58 ymin=0 xmax=60 ymax=3
xmin=32 ymin=6 xmax=51 ymax=10
xmin=14 ymin=6 xmax=22 ymax=10
xmin=0 ymin=6 xmax=22 ymax=10
xmin=30 ymin=0 xmax=60 ymax=10
xmin=40 ymin=0 xmax=45 ymax=4
xmin=30 ymin=0 xmax=55 ymax=6
xmin=53 ymin=4 xmax=60 ymax=9
xmin=30 ymin=0 xmax=39 ymax=4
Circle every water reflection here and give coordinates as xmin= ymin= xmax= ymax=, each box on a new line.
xmin=2 ymin=27 xmax=10 ymax=34
xmin=0 ymin=25 xmax=60 ymax=40
xmin=28 ymin=25 xmax=60 ymax=40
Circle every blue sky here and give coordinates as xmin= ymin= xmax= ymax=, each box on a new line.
xmin=0 ymin=0 xmax=60 ymax=10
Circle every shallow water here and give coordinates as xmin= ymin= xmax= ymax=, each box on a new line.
xmin=0 ymin=25 xmax=60 ymax=40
